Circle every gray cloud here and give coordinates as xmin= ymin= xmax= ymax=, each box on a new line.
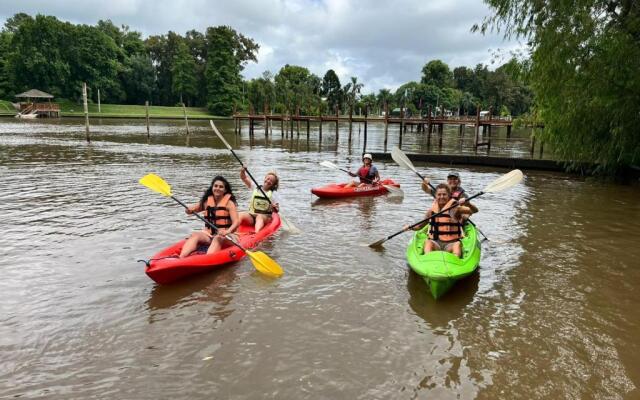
xmin=0 ymin=0 xmax=523 ymax=92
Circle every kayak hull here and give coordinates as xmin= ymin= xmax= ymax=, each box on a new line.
xmin=145 ymin=213 xmax=281 ymax=284
xmin=311 ymin=179 xmax=400 ymax=198
xmin=406 ymin=222 xmax=481 ymax=299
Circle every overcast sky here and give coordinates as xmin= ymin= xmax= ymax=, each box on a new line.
xmin=0 ymin=0 xmax=523 ymax=93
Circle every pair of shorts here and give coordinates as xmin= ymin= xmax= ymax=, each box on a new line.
xmin=428 ymin=239 xmax=460 ymax=251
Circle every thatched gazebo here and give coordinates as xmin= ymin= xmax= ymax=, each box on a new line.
xmin=15 ymin=89 xmax=60 ymax=118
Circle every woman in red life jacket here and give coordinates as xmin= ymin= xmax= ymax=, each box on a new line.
xmin=179 ymin=176 xmax=240 ymax=258
xmin=406 ymin=183 xmax=471 ymax=257
xmin=345 ymin=153 xmax=380 ymax=188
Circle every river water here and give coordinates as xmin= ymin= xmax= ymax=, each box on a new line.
xmin=1 ymin=118 xmax=638 ymax=399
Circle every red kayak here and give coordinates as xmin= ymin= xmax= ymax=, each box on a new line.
xmin=144 ymin=213 xmax=281 ymax=284
xmin=311 ymin=179 xmax=400 ymax=198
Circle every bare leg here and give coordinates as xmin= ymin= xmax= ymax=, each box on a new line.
xmin=422 ymin=239 xmax=441 ymax=255
xmin=255 ymin=214 xmax=271 ymax=232
xmin=448 ymin=241 xmax=462 ymax=258
xmin=238 ymin=212 xmax=254 ymax=227
xmin=180 ymin=231 xmax=211 ymax=258
xmin=207 ymin=236 xmax=226 ymax=254
xmin=344 ymin=180 xmax=357 ymax=188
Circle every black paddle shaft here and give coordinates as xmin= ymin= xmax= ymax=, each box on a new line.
xmin=382 ymin=191 xmax=484 ymax=242
xmin=170 ymin=195 xmax=248 ymax=251
xmin=230 ymin=148 xmax=273 ymax=205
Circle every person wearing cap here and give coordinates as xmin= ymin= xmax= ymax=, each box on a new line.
xmin=421 ymin=171 xmax=478 ymax=215
xmin=237 ymin=168 xmax=280 ymax=232
xmin=345 ymin=153 xmax=380 ymax=188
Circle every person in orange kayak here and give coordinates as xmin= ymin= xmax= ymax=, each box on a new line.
xmin=179 ymin=176 xmax=240 ymax=258
xmin=238 ymin=168 xmax=280 ymax=233
xmin=345 ymin=153 xmax=380 ymax=188
xmin=407 ymin=183 xmax=471 ymax=257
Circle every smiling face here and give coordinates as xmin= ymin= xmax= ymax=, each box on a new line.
xmin=447 ymin=175 xmax=460 ymax=190
xmin=263 ymin=173 xmax=278 ymax=191
xmin=363 ymin=157 xmax=372 ymax=166
xmin=211 ymin=179 xmax=227 ymax=198
xmin=435 ymin=187 xmax=450 ymax=207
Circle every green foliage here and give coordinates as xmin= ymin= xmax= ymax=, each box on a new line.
xmin=342 ymin=76 xmax=363 ymax=111
xmin=274 ymin=64 xmax=321 ymax=114
xmin=321 ymin=69 xmax=342 ymax=111
xmin=421 ymin=60 xmax=453 ymax=87
xmin=478 ymin=0 xmax=640 ymax=171
xmin=171 ymin=41 xmax=198 ymax=105
xmin=205 ymin=26 xmax=243 ymax=116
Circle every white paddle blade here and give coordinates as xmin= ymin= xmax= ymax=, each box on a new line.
xmin=320 ymin=160 xmax=340 ymax=170
xmin=484 ymin=169 xmax=524 ymax=193
xmin=210 ymin=120 xmax=233 ymax=150
xmin=391 ymin=147 xmax=419 ymax=174
xmin=384 ymin=184 xmax=404 ymax=197
xmin=280 ymin=214 xmax=302 ymax=234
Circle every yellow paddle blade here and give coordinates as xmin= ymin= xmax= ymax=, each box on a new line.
xmin=245 ymin=250 xmax=284 ymax=278
xmin=139 ymin=173 xmax=172 ymax=197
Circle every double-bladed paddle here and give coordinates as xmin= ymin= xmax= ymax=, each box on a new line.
xmin=139 ymin=173 xmax=284 ymax=277
xmin=319 ymin=160 xmax=404 ymax=196
xmin=390 ymin=146 xmax=490 ymax=242
xmin=368 ymin=169 xmax=524 ymax=248
xmin=210 ymin=121 xmax=301 ymax=234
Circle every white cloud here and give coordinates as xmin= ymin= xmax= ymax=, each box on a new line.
xmin=0 ymin=0 xmax=524 ymax=92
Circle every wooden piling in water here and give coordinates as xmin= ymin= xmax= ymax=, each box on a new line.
xmin=363 ymin=106 xmax=368 ymax=154
xmin=383 ymin=102 xmax=389 ymax=150
xmin=97 ymin=88 xmax=101 ymax=114
xmin=145 ymin=100 xmax=150 ymax=139
xmin=399 ymin=106 xmax=404 ymax=148
xmin=182 ymin=103 xmax=190 ymax=136
xmin=348 ymin=105 xmax=353 ymax=144
xmin=335 ymin=106 xmax=339 ymax=142
xmin=83 ymin=82 xmax=90 ymax=143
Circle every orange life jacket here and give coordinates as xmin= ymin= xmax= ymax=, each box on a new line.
xmin=204 ymin=194 xmax=232 ymax=232
xmin=428 ymin=198 xmax=461 ymax=242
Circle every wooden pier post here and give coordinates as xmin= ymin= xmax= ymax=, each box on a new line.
xmin=281 ymin=116 xmax=284 ymax=137
xmin=427 ymin=105 xmax=433 ymax=147
xmin=383 ymin=102 xmax=389 ymax=150
xmin=306 ymin=118 xmax=310 ymax=140
xmin=296 ymin=105 xmax=301 ymax=137
xmin=348 ymin=105 xmax=353 ymax=144
xmin=335 ymin=106 xmax=339 ymax=142
xmin=438 ymin=124 xmax=443 ymax=149
xmin=507 ymin=125 xmax=512 ymax=138
xmin=363 ymin=106 xmax=368 ymax=154
xmin=399 ymin=106 xmax=404 ymax=148
xmin=182 ymin=103 xmax=190 ymax=136
xmin=474 ymin=105 xmax=480 ymax=151
xmin=83 ymin=82 xmax=90 ymax=143
xmin=318 ymin=106 xmax=323 ymax=143
xmin=264 ymin=103 xmax=269 ymax=137
xmin=97 ymin=88 xmax=101 ymax=114
xmin=145 ymin=100 xmax=150 ymax=139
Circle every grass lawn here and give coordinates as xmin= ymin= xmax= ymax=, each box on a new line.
xmin=0 ymin=99 xmax=16 ymax=115
xmin=56 ymin=99 xmax=221 ymax=119
xmin=0 ymin=98 xmax=225 ymax=119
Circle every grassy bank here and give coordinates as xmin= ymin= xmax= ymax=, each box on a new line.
xmin=0 ymin=99 xmax=226 ymax=119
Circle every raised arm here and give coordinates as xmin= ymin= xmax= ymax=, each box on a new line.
xmin=240 ymin=167 xmax=253 ymax=189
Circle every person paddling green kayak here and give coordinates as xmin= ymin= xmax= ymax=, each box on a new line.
xmin=406 ymin=183 xmax=472 ymax=257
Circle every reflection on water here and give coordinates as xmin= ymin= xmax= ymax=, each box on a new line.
xmin=1 ymin=118 xmax=638 ymax=399
xmin=407 ymin=269 xmax=479 ymax=331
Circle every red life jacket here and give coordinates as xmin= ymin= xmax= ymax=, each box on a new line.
xmin=451 ymin=187 xmax=465 ymax=200
xmin=204 ymin=194 xmax=232 ymax=232
xmin=428 ymin=199 xmax=461 ymax=242
xmin=357 ymin=165 xmax=376 ymax=183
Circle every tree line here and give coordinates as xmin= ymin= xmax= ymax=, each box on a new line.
xmin=0 ymin=13 xmax=532 ymax=118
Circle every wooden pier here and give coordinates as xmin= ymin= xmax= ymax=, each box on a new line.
xmin=233 ymin=104 xmax=519 ymax=154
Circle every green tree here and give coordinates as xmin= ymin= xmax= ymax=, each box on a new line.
xmin=122 ymin=54 xmax=155 ymax=104
xmin=205 ymin=27 xmax=242 ymax=115
xmin=321 ymin=69 xmax=342 ymax=111
xmin=477 ymin=0 xmax=640 ymax=171
xmin=172 ymin=41 xmax=198 ymax=105
xmin=421 ymin=60 xmax=453 ymax=87
xmin=342 ymin=76 xmax=363 ymax=112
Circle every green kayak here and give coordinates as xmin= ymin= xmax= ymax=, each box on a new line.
xmin=406 ymin=222 xmax=481 ymax=299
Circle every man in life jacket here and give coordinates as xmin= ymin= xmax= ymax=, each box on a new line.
xmin=345 ymin=153 xmax=380 ymax=188
xmin=422 ymin=171 xmax=478 ymax=215
xmin=237 ymin=168 xmax=280 ymax=232
xmin=407 ymin=183 xmax=468 ymax=257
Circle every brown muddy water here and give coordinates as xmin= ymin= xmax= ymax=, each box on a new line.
xmin=1 ymin=118 xmax=639 ymax=399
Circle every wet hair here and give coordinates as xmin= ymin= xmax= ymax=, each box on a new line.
xmin=265 ymin=171 xmax=279 ymax=191
xmin=200 ymin=175 xmax=237 ymax=209
xmin=435 ymin=183 xmax=451 ymax=196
